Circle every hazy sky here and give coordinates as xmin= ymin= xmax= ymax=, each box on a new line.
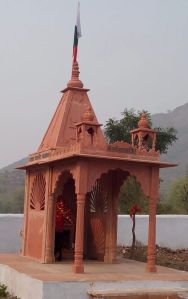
xmin=0 ymin=0 xmax=188 ymax=168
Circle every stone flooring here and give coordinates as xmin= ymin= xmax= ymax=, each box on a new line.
xmin=0 ymin=253 xmax=188 ymax=282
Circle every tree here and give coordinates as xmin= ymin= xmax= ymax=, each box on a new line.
xmin=104 ymin=109 xmax=177 ymax=154
xmin=167 ymin=176 xmax=188 ymax=214
xmin=119 ymin=176 xmax=148 ymax=214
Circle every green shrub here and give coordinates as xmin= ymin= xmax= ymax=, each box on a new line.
xmin=0 ymin=284 xmax=9 ymax=297
xmin=0 ymin=283 xmax=19 ymax=298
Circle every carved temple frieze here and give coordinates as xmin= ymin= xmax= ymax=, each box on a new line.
xmin=28 ymin=144 xmax=82 ymax=165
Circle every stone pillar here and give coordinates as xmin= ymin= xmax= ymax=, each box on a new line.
xmin=21 ymin=172 xmax=29 ymax=256
xmin=146 ymin=167 xmax=159 ymax=272
xmin=105 ymin=200 xmax=118 ymax=263
xmin=104 ymin=205 xmax=112 ymax=263
xmin=44 ymin=193 xmax=55 ymax=263
xmin=73 ymin=193 xmax=86 ymax=273
xmin=104 ymin=182 xmax=112 ymax=263
xmin=111 ymin=197 xmax=118 ymax=263
xmin=104 ymin=174 xmax=117 ymax=264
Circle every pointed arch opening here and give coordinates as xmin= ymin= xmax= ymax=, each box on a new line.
xmin=53 ymin=170 xmax=77 ymax=262
xmin=84 ymin=168 xmax=148 ymax=262
xmin=85 ymin=169 xmax=130 ymax=261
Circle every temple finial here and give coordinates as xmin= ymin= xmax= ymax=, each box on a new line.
xmin=67 ymin=61 xmax=83 ymax=88
xmin=138 ymin=113 xmax=150 ymax=129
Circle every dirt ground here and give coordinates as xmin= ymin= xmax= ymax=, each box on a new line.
xmin=121 ymin=245 xmax=188 ymax=271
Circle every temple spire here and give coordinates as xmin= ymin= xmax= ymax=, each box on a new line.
xmin=67 ymin=61 xmax=83 ymax=88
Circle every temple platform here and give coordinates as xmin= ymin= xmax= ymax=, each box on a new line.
xmin=0 ymin=254 xmax=188 ymax=299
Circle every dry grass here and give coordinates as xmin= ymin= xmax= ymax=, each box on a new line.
xmin=121 ymin=244 xmax=188 ymax=271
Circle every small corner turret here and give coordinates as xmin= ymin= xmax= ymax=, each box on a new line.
xmin=130 ymin=113 xmax=159 ymax=156
xmin=76 ymin=106 xmax=103 ymax=148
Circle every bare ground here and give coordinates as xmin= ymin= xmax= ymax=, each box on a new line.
xmin=121 ymin=245 xmax=188 ymax=271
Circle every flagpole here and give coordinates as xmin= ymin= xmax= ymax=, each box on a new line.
xmin=73 ymin=1 xmax=82 ymax=63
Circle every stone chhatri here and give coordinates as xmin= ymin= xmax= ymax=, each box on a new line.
xmin=19 ymin=59 xmax=176 ymax=274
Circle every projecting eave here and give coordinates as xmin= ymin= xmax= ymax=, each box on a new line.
xmin=16 ymin=164 xmax=30 ymax=170
xmin=61 ymin=86 xmax=90 ymax=93
xmin=16 ymin=151 xmax=177 ymax=170
xmin=74 ymin=153 xmax=177 ymax=168
xmin=158 ymin=161 xmax=178 ymax=168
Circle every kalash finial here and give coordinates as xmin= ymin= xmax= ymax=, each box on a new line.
xmin=138 ymin=113 xmax=150 ymax=129
xmin=67 ymin=61 xmax=83 ymax=88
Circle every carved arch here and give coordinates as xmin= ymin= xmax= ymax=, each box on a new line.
xmin=87 ymin=168 xmax=147 ymax=209
xmin=86 ymin=159 xmax=151 ymax=199
xmin=53 ymin=170 xmax=75 ymax=197
xmin=86 ymin=168 xmax=130 ymax=260
xmin=130 ymin=168 xmax=151 ymax=197
xmin=89 ymin=166 xmax=136 ymax=192
xmin=86 ymin=167 xmax=148 ymax=260
xmin=52 ymin=166 xmax=76 ymax=195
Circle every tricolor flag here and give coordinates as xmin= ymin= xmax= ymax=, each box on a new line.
xmin=73 ymin=1 xmax=82 ymax=63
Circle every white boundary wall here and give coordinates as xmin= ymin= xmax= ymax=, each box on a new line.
xmin=0 ymin=214 xmax=188 ymax=252
xmin=118 ymin=215 xmax=188 ymax=249
xmin=0 ymin=214 xmax=23 ymax=253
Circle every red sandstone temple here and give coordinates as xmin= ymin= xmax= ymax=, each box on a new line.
xmin=19 ymin=61 xmax=175 ymax=273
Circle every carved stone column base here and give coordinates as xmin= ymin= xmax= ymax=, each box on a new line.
xmin=111 ymin=257 xmax=117 ymax=264
xmin=73 ymin=263 xmax=84 ymax=273
xmin=44 ymin=256 xmax=55 ymax=263
xmin=104 ymin=255 xmax=109 ymax=263
xmin=146 ymin=264 xmax=157 ymax=272
xmin=104 ymin=255 xmax=116 ymax=263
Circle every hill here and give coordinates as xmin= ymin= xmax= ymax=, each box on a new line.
xmin=152 ymin=102 xmax=188 ymax=190
xmin=0 ymin=158 xmax=26 ymax=212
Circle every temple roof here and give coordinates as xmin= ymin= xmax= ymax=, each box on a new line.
xmin=18 ymin=61 xmax=177 ymax=170
xmin=38 ymin=62 xmax=106 ymax=152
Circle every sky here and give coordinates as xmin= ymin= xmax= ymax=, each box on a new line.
xmin=0 ymin=0 xmax=188 ymax=168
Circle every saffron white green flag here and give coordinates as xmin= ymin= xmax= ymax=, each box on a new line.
xmin=73 ymin=1 xmax=82 ymax=62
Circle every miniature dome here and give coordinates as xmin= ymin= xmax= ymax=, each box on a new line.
xmin=138 ymin=113 xmax=149 ymax=128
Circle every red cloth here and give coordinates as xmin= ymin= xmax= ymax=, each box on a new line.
xmin=55 ymin=201 xmax=64 ymax=231
xmin=129 ymin=204 xmax=141 ymax=219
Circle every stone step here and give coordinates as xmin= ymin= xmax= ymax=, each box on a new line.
xmin=88 ymin=288 xmax=188 ymax=299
